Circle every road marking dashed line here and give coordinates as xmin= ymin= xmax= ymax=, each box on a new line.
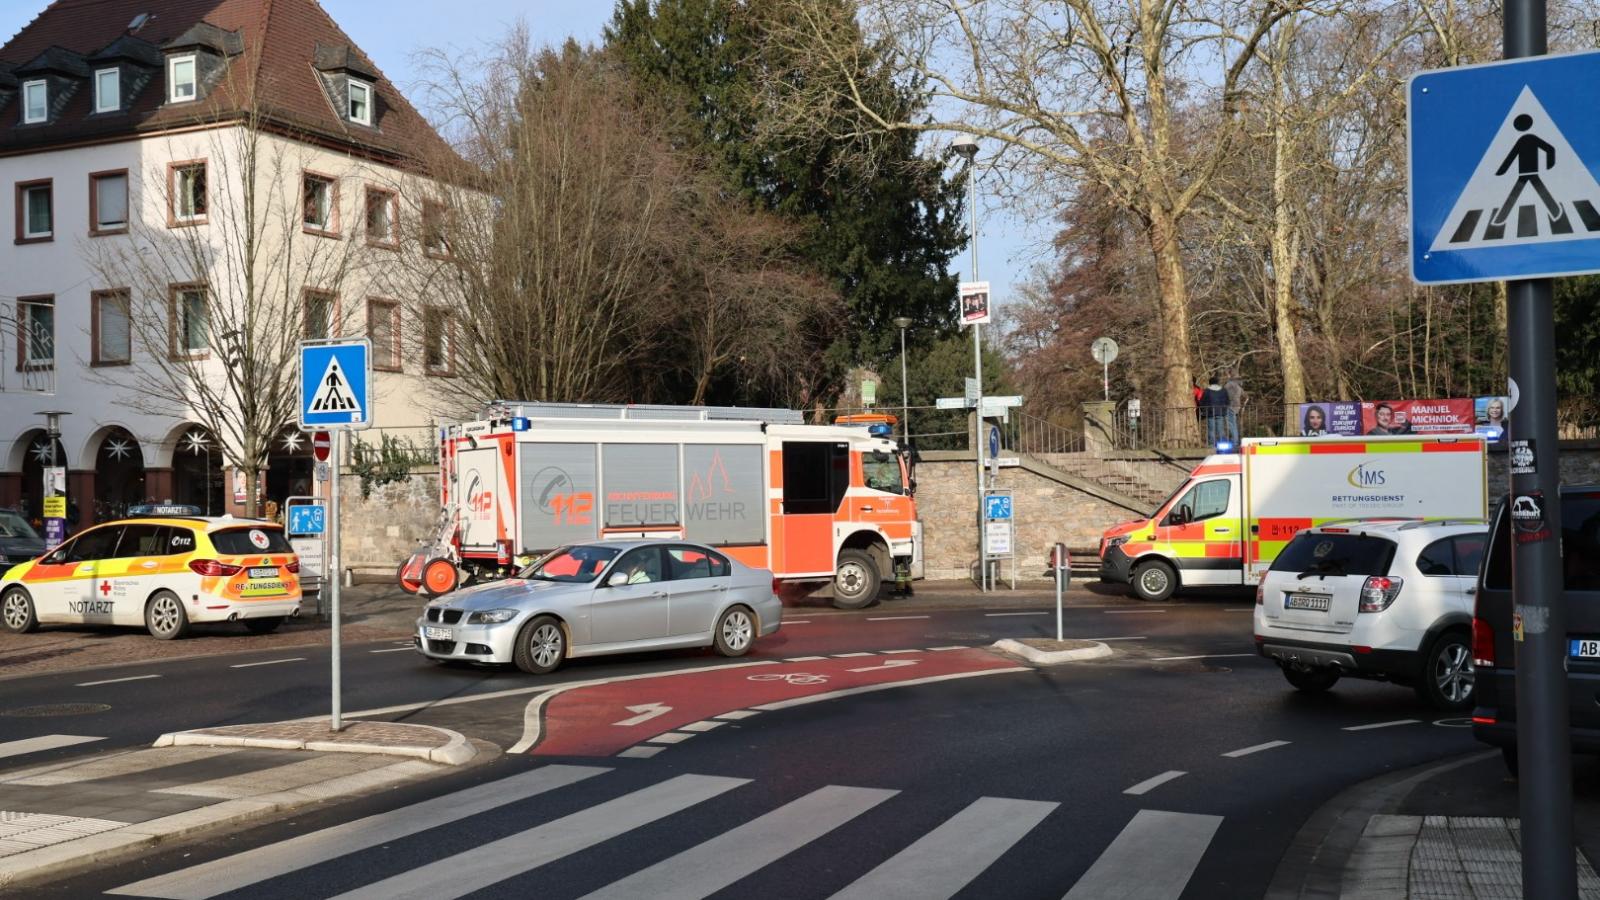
xmin=985 ymin=612 xmax=1049 ymax=617
xmin=1105 ymin=609 xmax=1166 ymax=615
xmin=715 ymin=710 xmax=760 ymax=720
xmin=76 ymin=674 xmax=161 ymax=687
xmin=645 ymin=732 xmax=695 ymax=745
xmin=1222 ymin=740 xmax=1290 ymax=758
xmin=1123 ymin=770 xmax=1186 ymax=796
xmin=867 ymin=615 xmax=930 ymax=621
xmin=229 ymin=658 xmax=306 ymax=669
xmin=1343 ymin=719 xmax=1421 ymax=732
xmin=368 ymin=648 xmax=412 ymax=654
xmin=784 ymin=656 xmax=827 ymax=662
xmin=616 ymin=746 xmax=664 ymax=759
xmin=1151 ymin=654 xmax=1256 ymax=662
xmin=832 ymin=652 xmax=875 ymax=658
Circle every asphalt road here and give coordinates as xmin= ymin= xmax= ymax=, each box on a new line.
xmin=12 ymin=592 xmax=1484 ymax=899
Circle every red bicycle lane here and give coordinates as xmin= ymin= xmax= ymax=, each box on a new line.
xmin=529 ymin=648 xmax=1027 ymax=757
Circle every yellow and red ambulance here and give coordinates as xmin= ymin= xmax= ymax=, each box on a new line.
xmin=0 ymin=513 xmax=301 ymax=640
xmin=399 ymin=403 xmax=921 ymax=609
xmin=1099 ymin=435 xmax=1488 ymax=601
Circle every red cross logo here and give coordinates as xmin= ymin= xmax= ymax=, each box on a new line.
xmin=99 ymin=580 xmax=112 ymax=596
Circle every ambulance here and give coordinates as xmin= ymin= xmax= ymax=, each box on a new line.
xmin=0 ymin=513 xmax=301 ymax=640
xmin=398 ymin=403 xmax=921 ymax=609
xmin=1098 ymin=435 xmax=1488 ymax=601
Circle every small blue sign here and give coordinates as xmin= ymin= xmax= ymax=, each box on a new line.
xmin=299 ymin=340 xmax=370 ymax=429
xmin=987 ymin=424 xmax=1001 ymax=460
xmin=985 ymin=494 xmax=1012 ymax=520
xmin=288 ymin=504 xmax=327 ymax=536
xmin=1411 ymin=51 xmax=1600 ymax=284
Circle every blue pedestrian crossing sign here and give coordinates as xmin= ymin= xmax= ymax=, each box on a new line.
xmin=1411 ymin=51 xmax=1600 ymax=284
xmin=299 ymin=339 xmax=370 ymax=430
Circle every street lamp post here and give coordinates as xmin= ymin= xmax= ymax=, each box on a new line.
xmin=893 ymin=317 xmax=913 ymax=443
xmin=952 ymin=134 xmax=986 ymax=591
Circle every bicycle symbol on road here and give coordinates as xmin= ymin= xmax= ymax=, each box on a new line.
xmin=748 ymin=672 xmax=830 ymax=686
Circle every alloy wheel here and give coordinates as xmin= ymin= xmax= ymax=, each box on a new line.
xmin=150 ymin=596 xmax=182 ymax=636
xmin=1435 ymin=641 xmax=1475 ymax=703
xmin=722 ymin=610 xmax=753 ymax=651
xmin=531 ymin=623 xmax=563 ymax=669
xmin=3 ymin=593 xmax=28 ymax=630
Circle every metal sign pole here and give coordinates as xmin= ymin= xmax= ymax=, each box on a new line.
xmin=329 ymin=430 xmax=343 ymax=732
xmin=1503 ymin=2 xmax=1575 ymax=895
xmin=1054 ymin=543 xmax=1066 ymax=642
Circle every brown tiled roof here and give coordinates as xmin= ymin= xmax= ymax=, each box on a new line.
xmin=0 ymin=0 xmax=454 ymax=168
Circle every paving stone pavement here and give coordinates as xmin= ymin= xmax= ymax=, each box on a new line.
xmin=1343 ymin=815 xmax=1600 ymax=899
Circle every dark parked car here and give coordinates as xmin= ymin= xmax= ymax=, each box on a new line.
xmin=1472 ymin=487 xmax=1600 ymax=770
xmin=0 ymin=507 xmax=45 ymax=571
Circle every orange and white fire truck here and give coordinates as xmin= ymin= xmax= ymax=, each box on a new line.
xmin=398 ymin=403 xmax=921 ymax=608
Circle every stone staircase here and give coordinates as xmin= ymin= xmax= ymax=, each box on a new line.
xmin=1032 ymin=452 xmax=1190 ymax=511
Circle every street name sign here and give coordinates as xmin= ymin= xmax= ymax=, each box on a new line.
xmin=299 ymin=339 xmax=371 ymax=430
xmin=1411 ymin=51 xmax=1600 ymax=284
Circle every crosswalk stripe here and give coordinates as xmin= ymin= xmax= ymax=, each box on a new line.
xmin=0 ymin=734 xmax=102 ymax=760
xmin=331 ymin=774 xmax=750 ymax=900
xmin=108 ymin=764 xmax=610 ymax=899
xmin=829 ymin=796 xmax=1058 ymax=900
xmin=581 ymin=785 xmax=898 ymax=900
xmin=1061 ymin=810 xmax=1222 ymax=900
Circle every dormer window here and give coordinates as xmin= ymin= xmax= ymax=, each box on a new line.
xmin=347 ymin=79 xmax=371 ymax=125
xmin=168 ymin=54 xmax=197 ymax=103
xmin=95 ymin=68 xmax=120 ymax=113
xmin=22 ymin=80 xmax=46 ymax=123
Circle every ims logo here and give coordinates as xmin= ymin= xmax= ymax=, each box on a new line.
xmin=1347 ymin=463 xmax=1388 ymax=489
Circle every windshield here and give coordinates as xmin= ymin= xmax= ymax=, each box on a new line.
xmin=520 ymin=545 xmax=622 ymax=583
xmin=0 ymin=511 xmax=40 ymax=541
xmin=864 ymin=452 xmax=905 ymax=495
xmin=1270 ymin=531 xmax=1397 ymax=578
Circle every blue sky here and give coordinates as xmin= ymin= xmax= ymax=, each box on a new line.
xmin=0 ymin=0 xmax=1032 ymax=319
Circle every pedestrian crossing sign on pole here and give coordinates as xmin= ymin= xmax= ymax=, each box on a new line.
xmin=1411 ymin=50 xmax=1600 ymax=284
xmin=299 ymin=339 xmax=371 ymax=431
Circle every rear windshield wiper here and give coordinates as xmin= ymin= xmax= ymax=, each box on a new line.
xmin=1297 ymin=560 xmax=1346 ymax=580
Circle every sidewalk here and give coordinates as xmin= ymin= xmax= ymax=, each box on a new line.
xmin=1274 ymin=750 xmax=1600 ymax=898
xmin=0 ymin=719 xmax=481 ymax=889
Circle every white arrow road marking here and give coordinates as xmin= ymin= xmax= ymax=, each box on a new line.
xmin=613 ymin=703 xmax=673 ymax=728
xmin=846 ymin=659 xmax=919 ymax=673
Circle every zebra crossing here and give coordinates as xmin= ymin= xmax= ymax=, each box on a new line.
xmin=108 ymin=763 xmax=1225 ymax=900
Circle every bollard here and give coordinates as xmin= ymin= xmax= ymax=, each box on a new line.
xmin=1053 ymin=543 xmax=1070 ymax=642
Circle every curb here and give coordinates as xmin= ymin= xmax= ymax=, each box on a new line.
xmin=991 ymin=638 xmax=1113 ymax=665
xmin=153 ymin=722 xmax=476 ymax=766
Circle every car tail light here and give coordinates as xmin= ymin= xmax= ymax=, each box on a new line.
xmin=189 ymin=559 xmax=242 ymax=577
xmin=286 ymin=559 xmax=301 ymax=574
xmin=1472 ymin=616 xmax=1495 ymax=667
xmin=772 ymin=577 xmax=782 ymax=597
xmin=1358 ymin=575 xmax=1403 ymax=612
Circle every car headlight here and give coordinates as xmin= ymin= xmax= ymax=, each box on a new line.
xmin=466 ymin=609 xmax=519 ymax=624
xmin=1106 ymin=535 xmax=1129 ymax=548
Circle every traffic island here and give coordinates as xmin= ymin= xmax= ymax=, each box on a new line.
xmin=991 ymin=638 xmax=1112 ymax=665
xmin=154 ymin=719 xmax=476 ymax=766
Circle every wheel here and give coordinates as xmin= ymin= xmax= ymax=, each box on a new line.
xmin=244 ymin=616 xmax=285 ymax=634
xmin=1131 ymin=559 xmax=1178 ymax=602
xmin=1501 ymin=745 xmax=1519 ymax=777
xmin=2 ymin=586 xmax=38 ymax=634
xmin=145 ymin=591 xmax=190 ymax=640
xmin=1416 ymin=630 xmax=1475 ymax=711
xmin=512 ymin=615 xmax=565 ymax=675
xmin=397 ymin=556 xmax=424 ymax=594
xmin=832 ymin=549 xmax=881 ymax=610
xmin=714 ymin=606 xmax=756 ymax=657
xmin=1283 ymin=665 xmax=1341 ymax=693
xmin=421 ymin=558 xmax=459 ymax=597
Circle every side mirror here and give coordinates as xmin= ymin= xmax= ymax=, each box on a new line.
xmin=606 ymin=571 xmax=630 ymax=588
xmin=1178 ymin=504 xmax=1193 ymax=524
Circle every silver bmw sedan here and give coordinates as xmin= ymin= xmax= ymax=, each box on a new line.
xmin=415 ymin=540 xmax=783 ymax=674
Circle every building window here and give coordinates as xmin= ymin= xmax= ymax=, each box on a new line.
xmin=423 ymin=307 xmax=453 ymax=374
xmin=18 ymin=296 xmax=54 ymax=369
xmin=93 ymin=289 xmax=131 ymax=365
xmin=348 ymin=79 xmax=372 ymax=125
xmin=169 ymin=161 xmax=207 ymax=225
xmin=368 ymin=298 xmax=400 ymax=371
xmin=16 ymin=180 xmax=53 ymax=242
xmin=303 ymin=173 xmax=337 ymax=235
xmin=170 ymin=285 xmax=208 ymax=358
xmin=95 ymin=68 xmax=120 ymax=113
xmin=365 ymin=187 xmax=397 ymax=247
xmin=303 ymin=290 xmax=337 ymax=339
xmin=22 ymin=80 xmax=46 ymax=124
xmin=422 ymin=201 xmax=450 ymax=258
xmin=168 ymin=54 xmax=197 ymax=103
xmin=90 ymin=170 xmax=129 ymax=235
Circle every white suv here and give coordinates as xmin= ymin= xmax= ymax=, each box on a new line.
xmin=1252 ymin=520 xmax=1487 ymax=710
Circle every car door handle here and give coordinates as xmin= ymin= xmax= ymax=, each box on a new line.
xmin=1466 ymin=586 xmax=1478 ymax=596
xmin=860 ymin=505 xmax=875 ymax=513
xmin=715 ymin=585 xmax=728 ymax=592
xmin=141 ymin=561 xmax=158 ymax=570
xmin=650 ymin=592 xmax=666 ymax=599
xmin=1213 ymin=528 xmax=1231 ymax=534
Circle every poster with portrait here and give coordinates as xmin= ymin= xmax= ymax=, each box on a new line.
xmin=1475 ymin=396 xmax=1511 ymax=441
xmin=1297 ymin=403 xmax=1332 ymax=436
xmin=958 ymin=281 xmax=992 ymax=326
xmin=1359 ymin=399 xmax=1475 ymax=435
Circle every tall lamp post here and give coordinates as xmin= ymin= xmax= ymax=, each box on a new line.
xmin=951 ymin=134 xmax=986 ymax=591
xmin=893 ymin=317 xmax=913 ymax=443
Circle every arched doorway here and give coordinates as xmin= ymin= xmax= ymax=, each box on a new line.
xmin=17 ymin=429 xmax=67 ymax=526
xmin=171 ymin=428 xmax=224 ymax=515
xmin=93 ymin=427 xmax=146 ymax=521
xmin=265 ymin=427 xmax=315 ymax=521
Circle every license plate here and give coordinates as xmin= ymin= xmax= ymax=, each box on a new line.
xmin=247 ymin=566 xmax=278 ymax=578
xmin=1570 ymin=639 xmax=1600 ymax=659
xmin=1285 ymin=593 xmax=1332 ymax=612
xmin=424 ymin=626 xmax=453 ymax=641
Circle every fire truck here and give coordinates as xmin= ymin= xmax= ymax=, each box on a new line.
xmin=398 ymin=403 xmax=921 ymax=609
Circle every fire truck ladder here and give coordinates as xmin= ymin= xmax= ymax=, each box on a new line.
xmin=486 ymin=401 xmax=805 ymax=424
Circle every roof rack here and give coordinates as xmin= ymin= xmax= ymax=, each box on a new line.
xmin=486 ymin=401 xmax=804 ymax=425
xmin=1397 ymin=518 xmax=1487 ymax=530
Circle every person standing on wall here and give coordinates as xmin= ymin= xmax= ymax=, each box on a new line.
xmin=1223 ymin=370 xmax=1247 ymax=442
xmin=1200 ymin=375 xmax=1231 ymax=446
